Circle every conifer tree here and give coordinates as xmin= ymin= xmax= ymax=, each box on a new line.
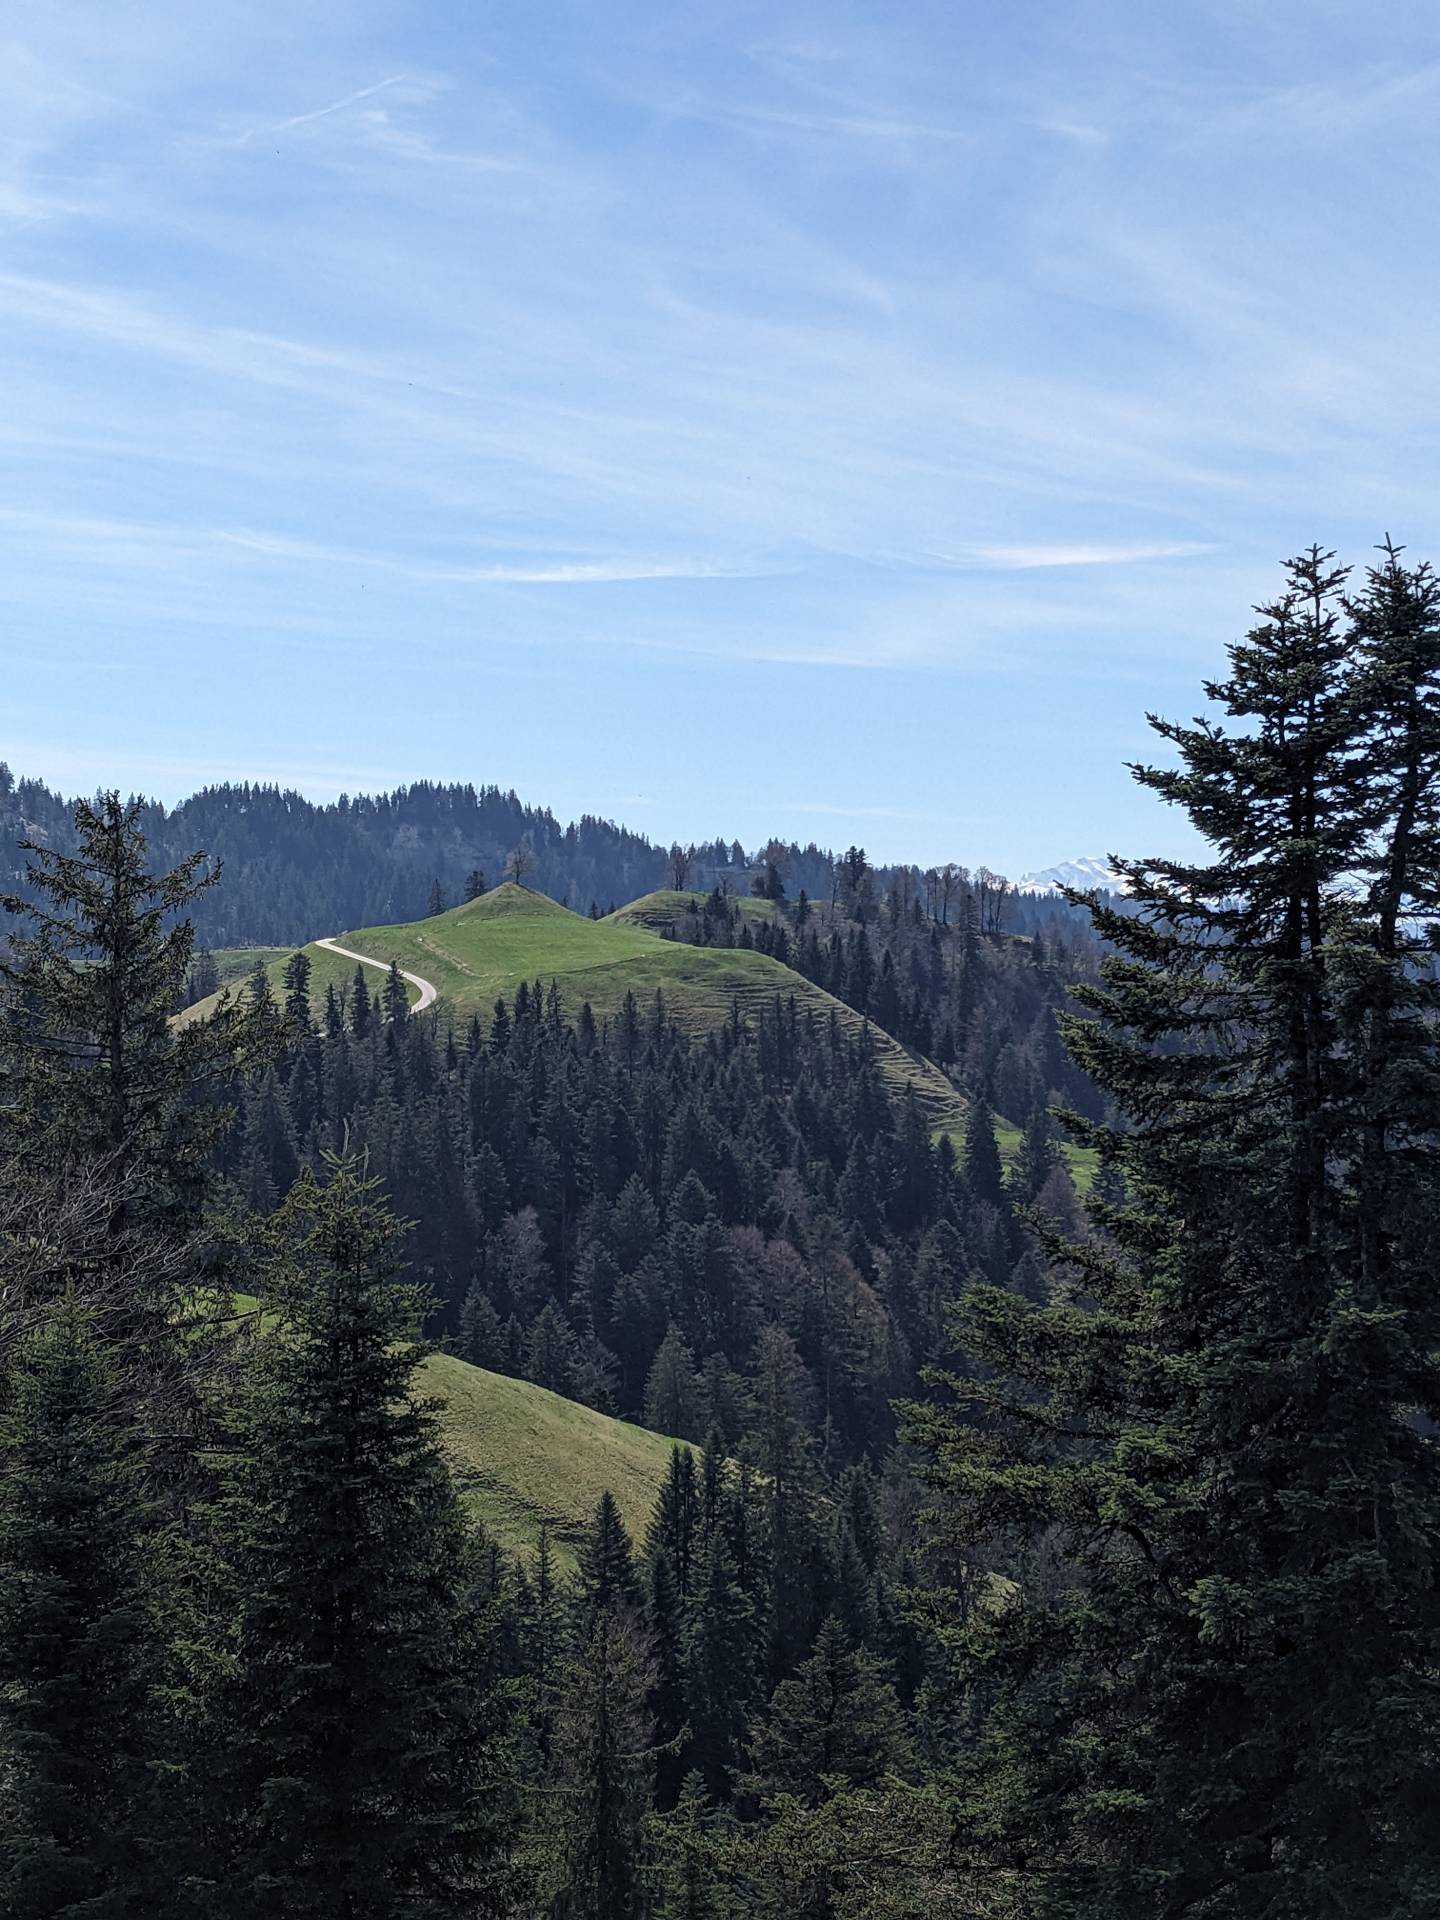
xmin=246 ymin=957 xmax=277 ymax=1020
xmin=487 ymin=995 xmax=511 ymax=1054
xmin=516 ymin=1525 xmax=566 ymax=1767
xmin=647 ymin=1550 xmax=687 ymax=1809
xmin=644 ymin=1325 xmax=704 ymax=1439
xmin=573 ymin=1490 xmax=641 ymax=1636
xmin=1008 ymin=1101 xmax=1057 ymax=1206
xmin=548 ymin=1605 xmax=654 ymax=1920
xmin=610 ymin=1174 xmax=660 ymax=1271
xmin=282 ymin=948 xmax=314 ymax=1034
xmin=384 ymin=958 xmax=410 ymax=1025
xmin=526 ymin=1299 xmax=578 ymax=1395
xmin=204 ymin=1162 xmax=518 ymax=1914
xmin=742 ymin=1617 xmax=912 ymax=1808
xmin=828 ymin=1522 xmax=879 ymax=1649
xmin=0 ymin=793 xmax=271 ymax=1244
xmin=646 ymin=1446 xmax=700 ymax=1597
xmin=681 ymin=1529 xmax=760 ymax=1797
xmin=350 ymin=964 xmax=373 ymax=1037
xmin=699 ymin=1431 xmax=725 ymax=1551
xmin=959 ymin=1099 xmax=1003 ymax=1207
xmin=188 ymin=947 xmax=220 ymax=1004
xmin=913 ymin=547 xmax=1440 ymax=1917
xmin=643 ymin=1772 xmax=740 ymax=1920
xmin=242 ymin=1064 xmax=300 ymax=1208
xmin=460 ymin=1279 xmax=505 ymax=1369
xmin=751 ymin=1326 xmax=824 ymax=1670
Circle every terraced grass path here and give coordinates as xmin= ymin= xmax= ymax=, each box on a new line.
xmin=315 ymin=936 xmax=438 ymax=1012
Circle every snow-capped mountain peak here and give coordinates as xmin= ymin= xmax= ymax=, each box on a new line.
xmin=1016 ymin=855 xmax=1127 ymax=895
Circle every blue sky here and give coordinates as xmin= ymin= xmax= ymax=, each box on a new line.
xmin=6 ymin=1 xmax=1440 ymax=875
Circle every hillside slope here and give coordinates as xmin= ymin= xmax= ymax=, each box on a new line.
xmin=221 ymin=1293 xmax=681 ymax=1564
xmin=187 ymin=883 xmax=967 ymax=1130
xmin=426 ymin=1352 xmax=686 ymax=1564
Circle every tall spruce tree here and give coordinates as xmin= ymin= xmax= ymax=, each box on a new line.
xmin=646 ymin=1446 xmax=701 ymax=1597
xmin=741 ymin=1616 xmax=912 ymax=1808
xmin=681 ymin=1529 xmax=761 ymax=1798
xmin=912 ymin=547 xmax=1440 ymax=1917
xmin=0 ymin=793 xmax=271 ymax=1248
xmin=282 ymin=949 xmax=314 ymax=1034
xmin=517 ymin=1524 xmax=567 ymax=1768
xmin=548 ymin=1605 xmax=655 ymax=1920
xmin=384 ymin=958 xmax=410 ymax=1026
xmin=350 ymin=964 xmax=372 ymax=1037
xmin=203 ymin=1162 xmax=518 ymax=1915
xmin=574 ymin=1490 xmax=642 ymax=1637
xmin=959 ymin=1099 xmax=1004 ymax=1208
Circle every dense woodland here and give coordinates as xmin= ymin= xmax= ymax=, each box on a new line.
xmin=652 ymin=884 xmax=1107 ymax=1126
xmin=4 ymin=543 xmax=1440 ymax=1916
xmin=222 ymin=894 xmax=1097 ymax=1449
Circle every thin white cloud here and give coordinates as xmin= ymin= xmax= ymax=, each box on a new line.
xmin=1032 ymin=117 xmax=1108 ymax=146
xmin=213 ymin=527 xmax=774 ymax=585
xmin=0 ymin=507 xmax=770 ymax=588
xmin=699 ymin=102 xmax=969 ymax=144
xmin=353 ymin=115 xmax=524 ymax=174
xmin=934 ymin=541 xmax=1219 ymax=571
xmin=237 ymin=73 xmax=412 ymax=145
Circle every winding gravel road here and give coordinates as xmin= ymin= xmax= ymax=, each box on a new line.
xmin=316 ymin=937 xmax=438 ymax=1013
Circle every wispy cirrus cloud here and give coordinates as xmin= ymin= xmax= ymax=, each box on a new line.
xmin=236 ymin=73 xmax=413 ymax=144
xmin=933 ymin=541 xmax=1218 ymax=571
xmin=678 ymin=100 xmax=969 ymax=146
xmin=0 ymin=508 xmax=769 ymax=588
xmin=216 ymin=528 xmax=772 ymax=585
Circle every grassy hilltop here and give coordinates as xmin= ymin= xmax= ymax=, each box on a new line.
xmin=186 ymin=881 xmax=967 ymax=1132
xmin=605 ymin=888 xmax=783 ymax=933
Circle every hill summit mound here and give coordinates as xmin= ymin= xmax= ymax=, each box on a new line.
xmin=446 ymin=881 xmax=577 ymax=923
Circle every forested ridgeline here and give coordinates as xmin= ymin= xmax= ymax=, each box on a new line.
xmin=4 ymin=542 xmax=1440 ymax=1917
xmin=0 ymin=759 xmax=1102 ymax=953
xmin=0 ymin=773 xmax=668 ymax=944
xmin=613 ymin=881 xmax=1108 ymax=1123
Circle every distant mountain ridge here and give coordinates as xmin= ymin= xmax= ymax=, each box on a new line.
xmin=1017 ymin=855 xmax=1128 ymax=896
xmin=3 ymin=756 xmax=1108 ymax=949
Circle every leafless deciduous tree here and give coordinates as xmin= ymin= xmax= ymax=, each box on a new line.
xmin=506 ymin=842 xmax=535 ymax=887
xmin=668 ymin=844 xmax=692 ymax=890
xmin=974 ymin=866 xmax=1011 ymax=934
xmin=935 ymin=862 xmax=966 ymax=925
